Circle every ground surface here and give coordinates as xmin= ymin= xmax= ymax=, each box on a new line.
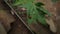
xmin=0 ymin=0 xmax=60 ymax=34
xmin=0 ymin=0 xmax=32 ymax=34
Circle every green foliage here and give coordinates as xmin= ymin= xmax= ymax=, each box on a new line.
xmin=51 ymin=0 xmax=59 ymax=3
xmin=12 ymin=0 xmax=51 ymax=26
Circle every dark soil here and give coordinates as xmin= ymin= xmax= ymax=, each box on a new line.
xmin=0 ymin=0 xmax=59 ymax=34
xmin=0 ymin=0 xmax=32 ymax=34
xmin=8 ymin=16 xmax=32 ymax=34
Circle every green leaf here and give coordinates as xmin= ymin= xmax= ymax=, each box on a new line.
xmin=13 ymin=0 xmax=34 ymax=6
xmin=12 ymin=0 xmax=51 ymax=26
xmin=37 ymin=14 xmax=47 ymax=26
xmin=51 ymin=0 xmax=59 ymax=3
xmin=38 ymin=7 xmax=51 ymax=16
xmin=35 ymin=2 xmax=44 ymax=7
